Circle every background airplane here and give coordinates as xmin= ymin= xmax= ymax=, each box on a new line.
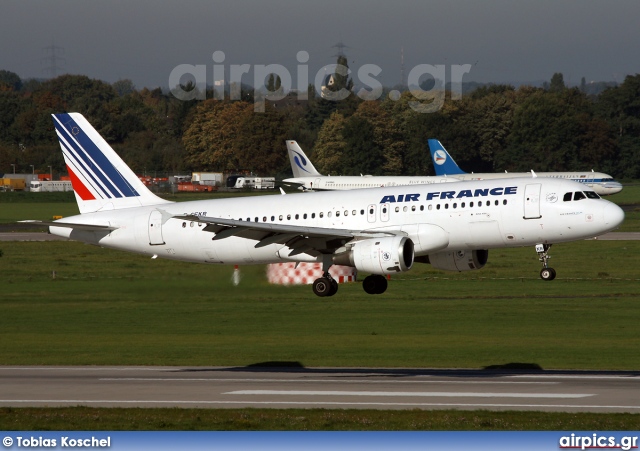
xmin=428 ymin=139 xmax=623 ymax=196
xmin=24 ymin=113 xmax=624 ymax=298
xmin=283 ymin=141 xmax=456 ymax=190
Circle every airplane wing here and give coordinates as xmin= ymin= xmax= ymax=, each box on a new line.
xmin=174 ymin=215 xmax=398 ymax=257
xmin=19 ymin=220 xmax=118 ymax=231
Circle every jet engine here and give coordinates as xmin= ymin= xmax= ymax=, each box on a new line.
xmin=333 ymin=236 xmax=414 ymax=275
xmin=427 ymin=249 xmax=488 ymax=272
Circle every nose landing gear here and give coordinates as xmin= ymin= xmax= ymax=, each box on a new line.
xmin=536 ymin=244 xmax=556 ymax=281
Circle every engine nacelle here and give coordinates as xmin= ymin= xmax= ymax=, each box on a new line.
xmin=428 ymin=249 xmax=488 ymax=272
xmin=333 ymin=236 xmax=414 ymax=275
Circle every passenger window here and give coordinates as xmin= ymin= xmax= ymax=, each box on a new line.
xmin=352 ymin=210 xmax=356 ymax=216
xmin=470 ymin=202 xmax=474 ymax=207
xmin=344 ymin=210 xmax=348 ymax=216
xmin=279 ymin=215 xmax=283 ymax=221
xmin=478 ymin=201 xmax=482 ymax=207
xmin=287 ymin=214 xmax=291 ymax=220
xmin=295 ymin=214 xmax=299 ymax=219
xmin=382 ymin=207 xmax=387 ymax=213
xmin=563 ymin=192 xmax=572 ymax=202
xmin=495 ymin=200 xmax=499 ymax=206
xmin=420 ymin=205 xmax=424 ymax=211
xmin=461 ymin=202 xmax=465 ymax=208
xmin=453 ymin=203 xmax=457 ymax=209
xmin=436 ymin=204 xmax=440 ymax=210
xmin=328 ymin=212 xmax=332 ymax=218
xmin=403 ymin=206 xmax=408 ymax=212
xmin=303 ymin=213 xmax=307 ymax=219
xmin=428 ymin=205 xmax=432 ymax=211
xmin=395 ymin=206 xmax=400 ymax=212
xmin=445 ymin=204 xmax=449 ymax=209
xmin=369 ymin=208 xmax=374 ymax=214
xmin=503 ymin=199 xmax=507 ymax=205
xmin=312 ymin=213 xmax=315 ymax=219
xmin=319 ymin=212 xmax=324 ymax=218
xmin=263 ymin=216 xmax=267 ymax=222
xmin=360 ymin=209 xmax=365 ymax=215
xmin=574 ymin=192 xmax=586 ymax=201
xmin=271 ymin=216 xmax=275 ymax=221
xmin=336 ymin=211 xmax=340 ymax=217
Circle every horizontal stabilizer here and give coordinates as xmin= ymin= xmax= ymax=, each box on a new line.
xmin=19 ymin=220 xmax=117 ymax=231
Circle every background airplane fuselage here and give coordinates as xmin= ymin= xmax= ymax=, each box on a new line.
xmin=444 ymin=172 xmax=622 ymax=196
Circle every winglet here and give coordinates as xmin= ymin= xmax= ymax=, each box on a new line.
xmin=286 ymin=140 xmax=322 ymax=178
xmin=428 ymin=139 xmax=466 ymax=176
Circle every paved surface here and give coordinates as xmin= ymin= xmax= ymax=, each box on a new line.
xmin=0 ymin=366 xmax=639 ymax=412
xmin=0 ymin=232 xmax=68 ymax=241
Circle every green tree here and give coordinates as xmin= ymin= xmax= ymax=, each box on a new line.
xmin=313 ymin=111 xmax=346 ymax=174
xmin=182 ymin=100 xmax=252 ymax=171
xmin=596 ymin=74 xmax=640 ymax=177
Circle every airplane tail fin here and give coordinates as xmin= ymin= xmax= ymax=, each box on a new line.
xmin=52 ymin=113 xmax=171 ymax=214
xmin=428 ymin=139 xmax=466 ymax=175
xmin=286 ymin=140 xmax=322 ymax=177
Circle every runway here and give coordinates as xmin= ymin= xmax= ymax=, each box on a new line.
xmin=1 ymin=366 xmax=639 ymax=412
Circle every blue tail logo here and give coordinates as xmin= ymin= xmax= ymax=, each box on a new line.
xmin=293 ymin=151 xmax=312 ymax=173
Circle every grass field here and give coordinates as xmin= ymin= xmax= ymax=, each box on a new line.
xmin=1 ymin=184 xmax=639 ymax=430
xmin=1 ymin=239 xmax=639 ymax=369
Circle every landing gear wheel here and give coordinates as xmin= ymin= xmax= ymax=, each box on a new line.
xmin=312 ymin=277 xmax=333 ymax=297
xmin=540 ymin=267 xmax=556 ymax=281
xmin=328 ymin=279 xmax=339 ymax=296
xmin=363 ymin=275 xmax=388 ymax=295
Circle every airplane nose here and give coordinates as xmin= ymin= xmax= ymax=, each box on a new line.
xmin=603 ymin=202 xmax=625 ymax=229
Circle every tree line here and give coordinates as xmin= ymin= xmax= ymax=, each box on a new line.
xmin=1 ymin=69 xmax=639 ymax=179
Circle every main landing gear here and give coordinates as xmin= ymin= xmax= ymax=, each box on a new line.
xmin=362 ymin=274 xmax=388 ymax=295
xmin=312 ymin=273 xmax=339 ymax=297
xmin=535 ymin=243 xmax=556 ymax=281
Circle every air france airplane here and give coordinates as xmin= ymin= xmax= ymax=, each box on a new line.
xmin=428 ymin=139 xmax=623 ymax=196
xmin=25 ymin=113 xmax=624 ymax=298
xmin=283 ymin=141 xmax=456 ymax=190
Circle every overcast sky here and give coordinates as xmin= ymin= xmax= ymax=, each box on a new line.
xmin=2 ymin=0 xmax=639 ymax=91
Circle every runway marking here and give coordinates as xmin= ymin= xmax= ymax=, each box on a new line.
xmin=224 ymin=390 xmax=593 ymax=399
xmin=0 ymin=400 xmax=637 ymax=410
xmin=507 ymin=375 xmax=640 ymax=380
xmin=98 ymin=378 xmax=558 ymax=385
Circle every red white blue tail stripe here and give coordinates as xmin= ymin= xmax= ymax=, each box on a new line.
xmin=53 ymin=113 xmax=140 ymax=200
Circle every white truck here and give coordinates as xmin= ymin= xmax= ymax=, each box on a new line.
xmin=229 ymin=176 xmax=275 ymax=189
xmin=30 ymin=180 xmax=73 ymax=192
xmin=191 ymin=172 xmax=223 ymax=186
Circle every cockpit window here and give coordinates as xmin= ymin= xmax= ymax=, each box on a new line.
xmin=573 ymin=191 xmax=586 ymax=201
xmin=585 ymin=191 xmax=600 ymax=199
xmin=563 ymin=192 xmax=572 ymax=202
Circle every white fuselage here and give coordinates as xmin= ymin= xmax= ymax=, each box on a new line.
xmin=283 ymin=175 xmax=458 ymax=191
xmin=50 ymin=178 xmax=623 ymax=267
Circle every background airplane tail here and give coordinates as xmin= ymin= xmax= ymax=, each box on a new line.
xmin=286 ymin=140 xmax=322 ymax=177
xmin=428 ymin=139 xmax=466 ymax=175
xmin=52 ymin=113 xmax=171 ymax=214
